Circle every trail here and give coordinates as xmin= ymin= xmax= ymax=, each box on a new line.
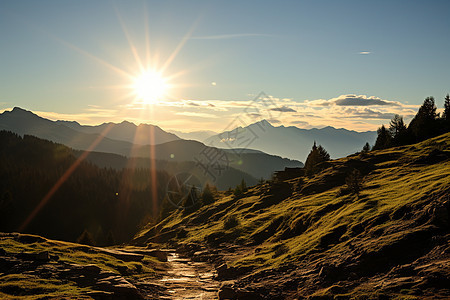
xmin=158 ymin=252 xmax=219 ymax=299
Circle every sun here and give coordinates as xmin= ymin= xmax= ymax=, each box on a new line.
xmin=133 ymin=70 xmax=169 ymax=104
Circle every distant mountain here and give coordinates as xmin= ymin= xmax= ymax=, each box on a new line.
xmin=0 ymin=107 xmax=137 ymax=156
xmin=169 ymin=130 xmax=217 ymax=142
xmin=133 ymin=139 xmax=302 ymax=180
xmin=0 ymin=108 xmax=302 ymax=181
xmin=205 ymin=119 xmax=377 ymax=161
xmin=57 ymin=119 xmax=180 ymax=145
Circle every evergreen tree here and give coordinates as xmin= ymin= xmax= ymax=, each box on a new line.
xmin=345 ymin=169 xmax=363 ymax=196
xmin=389 ymin=114 xmax=408 ymax=146
xmin=373 ymin=125 xmax=391 ymax=150
xmin=362 ymin=142 xmax=370 ymax=152
xmin=77 ymin=230 xmax=95 ymax=246
xmin=304 ymin=141 xmax=330 ymax=176
xmin=443 ymin=94 xmax=450 ymax=130
xmin=201 ymin=183 xmax=215 ymax=205
xmin=240 ymin=179 xmax=247 ymax=192
xmin=408 ymin=96 xmax=438 ymax=141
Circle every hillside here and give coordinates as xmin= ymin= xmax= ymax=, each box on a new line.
xmin=0 ymin=131 xmax=171 ymax=245
xmin=205 ymin=119 xmax=377 ymax=161
xmin=0 ymin=108 xmax=302 ymax=181
xmin=134 ymin=132 xmax=450 ymax=299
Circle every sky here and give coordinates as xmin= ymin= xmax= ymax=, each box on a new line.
xmin=1 ymin=0 xmax=449 ymax=132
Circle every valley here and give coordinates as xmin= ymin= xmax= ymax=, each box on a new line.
xmin=1 ymin=132 xmax=449 ymax=299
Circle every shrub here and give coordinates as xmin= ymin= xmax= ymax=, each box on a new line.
xmin=223 ymin=215 xmax=239 ymax=230
xmin=201 ymin=184 xmax=215 ymax=205
xmin=345 ymin=169 xmax=363 ymax=196
xmin=76 ymin=229 xmax=95 ymax=246
xmin=272 ymin=244 xmax=289 ymax=258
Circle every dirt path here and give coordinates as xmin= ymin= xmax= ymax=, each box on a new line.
xmin=157 ymin=252 xmax=219 ymax=299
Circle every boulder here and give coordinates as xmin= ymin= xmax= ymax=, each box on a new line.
xmin=218 ymin=281 xmax=237 ymax=300
xmin=17 ymin=251 xmax=50 ymax=262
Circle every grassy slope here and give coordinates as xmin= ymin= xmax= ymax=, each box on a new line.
xmin=135 ymin=132 xmax=450 ymax=298
xmin=0 ymin=234 xmax=163 ymax=299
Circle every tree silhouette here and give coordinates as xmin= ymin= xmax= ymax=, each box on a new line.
xmin=201 ymin=183 xmax=215 ymax=205
xmin=362 ymin=142 xmax=371 ymax=152
xmin=443 ymin=94 xmax=450 ymax=130
xmin=389 ymin=114 xmax=408 ymax=146
xmin=373 ymin=125 xmax=391 ymax=150
xmin=345 ymin=169 xmax=363 ymax=196
xmin=304 ymin=142 xmax=330 ymax=176
xmin=77 ymin=230 xmax=95 ymax=246
xmin=408 ymin=96 xmax=438 ymax=141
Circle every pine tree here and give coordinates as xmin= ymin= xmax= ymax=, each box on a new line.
xmin=77 ymin=230 xmax=95 ymax=246
xmin=345 ymin=169 xmax=363 ymax=196
xmin=362 ymin=142 xmax=370 ymax=152
xmin=201 ymin=183 xmax=215 ymax=205
xmin=373 ymin=125 xmax=391 ymax=150
xmin=443 ymin=94 xmax=450 ymax=130
xmin=389 ymin=114 xmax=408 ymax=146
xmin=304 ymin=141 xmax=330 ymax=176
xmin=240 ymin=179 xmax=247 ymax=192
xmin=408 ymin=96 xmax=438 ymax=141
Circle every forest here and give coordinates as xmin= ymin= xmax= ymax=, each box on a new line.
xmin=0 ymin=131 xmax=172 ymax=245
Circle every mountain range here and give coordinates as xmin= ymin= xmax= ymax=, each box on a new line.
xmin=0 ymin=107 xmax=302 ymax=186
xmin=205 ymin=119 xmax=377 ymax=161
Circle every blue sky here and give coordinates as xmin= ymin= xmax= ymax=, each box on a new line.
xmin=1 ymin=0 xmax=449 ymax=131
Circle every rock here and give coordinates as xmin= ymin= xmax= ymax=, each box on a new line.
xmin=216 ymin=263 xmax=252 ymax=280
xmin=218 ymin=281 xmax=237 ymax=300
xmin=16 ymin=234 xmax=46 ymax=244
xmin=17 ymin=251 xmax=50 ymax=262
xmin=192 ymin=250 xmax=211 ymax=262
xmin=86 ymin=290 xmax=114 ymax=299
xmin=146 ymin=249 xmax=168 ymax=262
xmin=95 ymin=275 xmax=144 ymax=299
xmin=96 ymin=248 xmax=144 ymax=262
xmin=431 ymin=203 xmax=449 ymax=228
xmin=236 ymin=288 xmax=262 ymax=300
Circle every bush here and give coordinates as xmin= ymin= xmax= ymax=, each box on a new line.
xmin=76 ymin=229 xmax=95 ymax=246
xmin=201 ymin=184 xmax=215 ymax=205
xmin=272 ymin=244 xmax=289 ymax=258
xmin=345 ymin=169 xmax=363 ymax=196
xmin=223 ymin=215 xmax=239 ymax=230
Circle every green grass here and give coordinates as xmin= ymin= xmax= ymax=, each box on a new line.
xmin=0 ymin=234 xmax=163 ymax=299
xmin=136 ymin=132 xmax=450 ymax=274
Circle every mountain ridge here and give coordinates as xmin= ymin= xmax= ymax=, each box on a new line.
xmin=206 ymin=119 xmax=377 ymax=161
xmin=0 ymin=108 xmax=302 ymax=181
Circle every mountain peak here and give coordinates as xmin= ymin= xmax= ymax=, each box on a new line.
xmin=249 ymin=119 xmax=273 ymax=128
xmin=11 ymin=107 xmax=31 ymax=114
xmin=9 ymin=107 xmax=39 ymax=118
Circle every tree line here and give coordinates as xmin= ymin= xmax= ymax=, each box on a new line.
xmin=0 ymin=131 xmax=172 ymax=245
xmin=372 ymin=95 xmax=450 ymax=150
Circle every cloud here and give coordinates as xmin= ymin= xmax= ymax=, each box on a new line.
xmin=190 ymin=33 xmax=270 ymax=40
xmin=175 ymin=112 xmax=217 ymax=118
xmin=248 ymin=113 xmax=262 ymax=118
xmin=267 ymin=118 xmax=281 ymax=124
xmin=342 ymin=108 xmax=396 ymax=119
xmin=307 ymin=94 xmax=401 ymax=107
xmin=359 ymin=51 xmax=371 ymax=55
xmin=270 ymin=105 xmax=296 ymax=112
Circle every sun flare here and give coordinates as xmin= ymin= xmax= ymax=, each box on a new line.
xmin=133 ymin=70 xmax=169 ymax=104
